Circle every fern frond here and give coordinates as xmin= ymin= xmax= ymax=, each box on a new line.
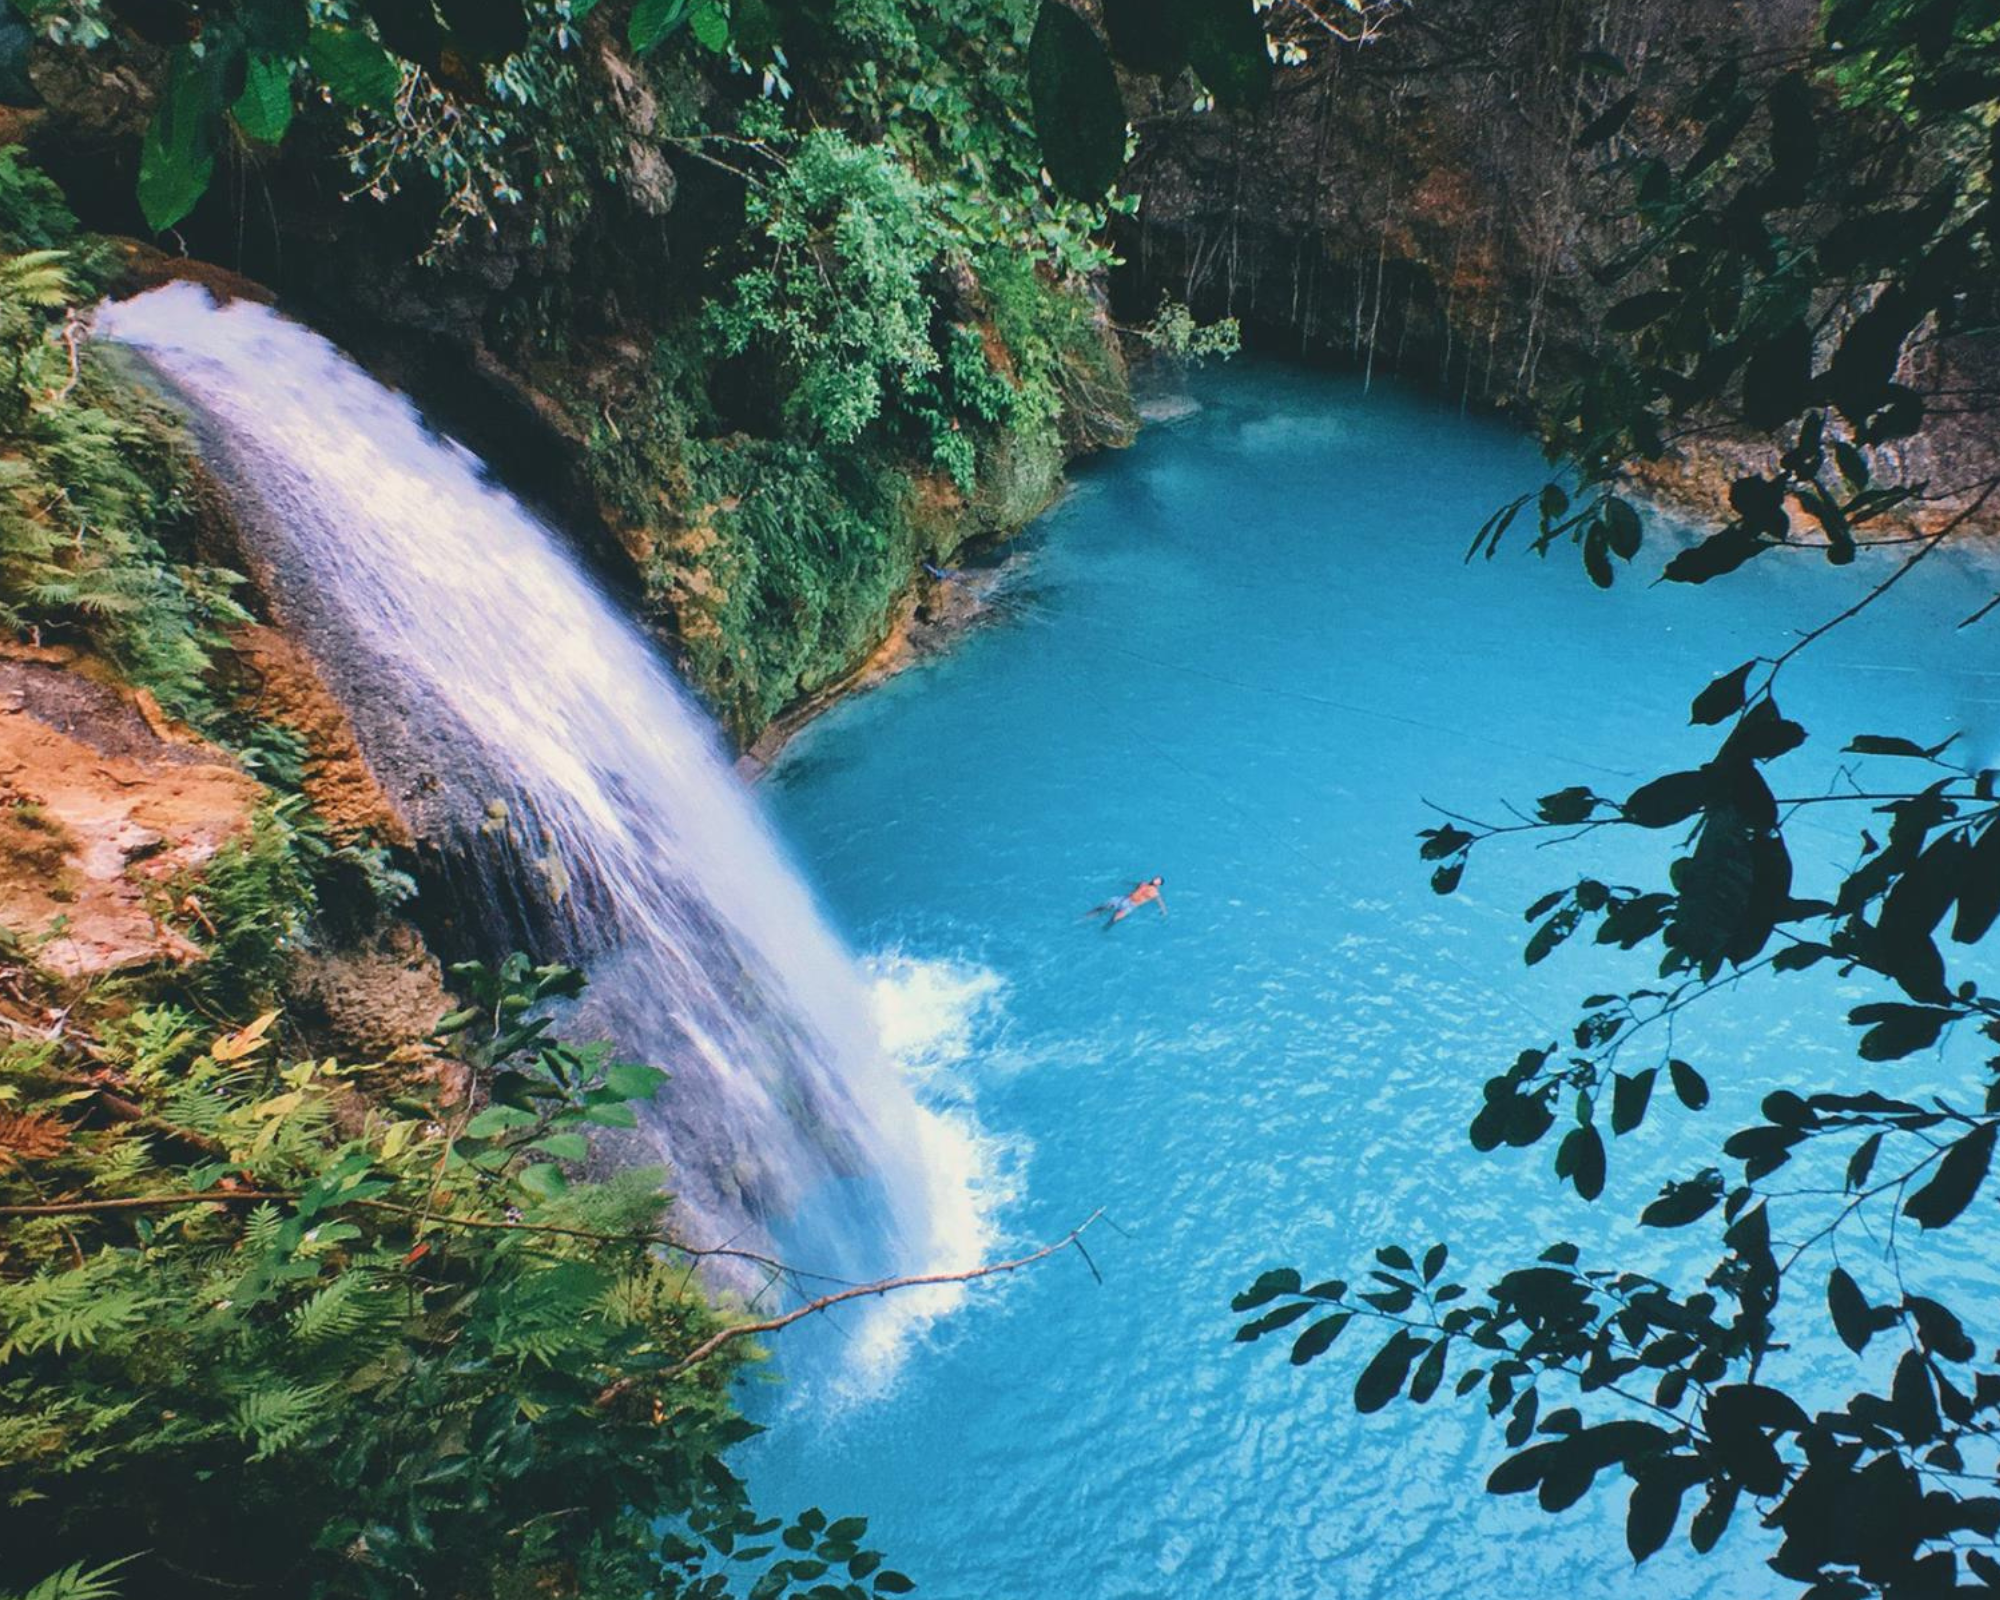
xmin=287 ymin=1271 xmax=395 ymax=1347
xmin=242 ymin=1202 xmax=285 ymax=1256
xmin=231 ymin=1381 xmax=329 ymax=1461
xmin=0 ymin=1268 xmax=154 ymax=1363
xmin=0 ymin=249 xmax=73 ymax=311
xmin=6 ymin=1555 xmax=135 ymax=1600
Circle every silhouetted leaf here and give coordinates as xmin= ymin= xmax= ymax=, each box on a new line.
xmin=1604 ymin=290 xmax=1677 ymax=332
xmin=1951 ymin=820 xmax=2000 ymax=943
xmin=1029 ymin=3 xmax=1126 ymax=199
xmin=1289 ymin=1313 xmax=1351 ymax=1366
xmin=1691 ymin=1481 xmax=1739 ymax=1553
xmin=1704 ymin=1384 xmax=1806 ymax=1496
xmin=106 ymin=0 xmax=198 ymax=45
xmin=1845 ymin=734 xmax=1932 ymax=758
xmin=1167 ymin=0 xmax=1270 ymax=111
xmin=1418 ymin=824 xmax=1474 ymax=861
xmin=1602 ymin=497 xmax=1643 ymax=559
xmin=1354 ymin=1330 xmax=1424 ymax=1413
xmin=1409 ymin=1338 xmax=1448 ymax=1402
xmin=1664 ymin=526 xmax=1767 ymax=585
xmin=1537 ymin=786 xmax=1597 ymax=824
xmin=1558 ymin=1125 xmax=1607 ymax=1200
xmin=1690 ymin=663 xmax=1756 ymax=726
xmin=1849 ymin=1002 xmax=1956 ymax=1061
xmin=1102 ymin=0 xmax=1184 ymax=73
xmin=1468 ymin=493 xmax=1532 ymax=561
xmin=1835 ymin=440 xmax=1871 ymax=489
xmin=1827 ymin=1266 xmax=1873 ymax=1353
xmin=1234 ymin=1302 xmax=1312 ymax=1342
xmin=1231 ymin=1267 xmax=1302 ymax=1312
xmin=435 ymin=0 xmax=527 ymax=59
xmin=1576 ymin=90 xmax=1638 ymax=145
xmin=1624 ymin=1472 xmax=1688 ymax=1560
xmin=1847 ymin=1129 xmax=1885 ymax=1191
xmin=1763 ymin=72 xmax=1818 ymax=205
xmin=361 ymin=0 xmax=445 ymax=67
xmin=1669 ymin=1059 xmax=1709 ymax=1111
xmin=1891 ymin=1349 xmax=1941 ymax=1442
xmin=1642 ymin=1176 xmax=1717 ymax=1228
xmin=1720 ymin=700 xmax=1806 ymax=764
xmin=1904 ymin=1121 xmax=1996 ymax=1229
xmin=1742 ymin=322 xmax=1813 ymax=430
xmin=1583 ymin=523 xmax=1614 ymax=588
xmin=1611 ymin=1069 xmax=1656 ymax=1137
xmin=1623 ymin=769 xmax=1707 ymax=828
xmin=1908 ymin=1295 xmax=1974 ymax=1362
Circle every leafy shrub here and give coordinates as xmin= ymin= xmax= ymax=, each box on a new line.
xmin=169 ymin=797 xmax=319 ymax=1015
xmin=0 ymin=174 xmax=250 ymax=716
xmin=709 ymin=130 xmax=948 ymax=447
xmin=0 ymin=959 xmax=913 ymax=1600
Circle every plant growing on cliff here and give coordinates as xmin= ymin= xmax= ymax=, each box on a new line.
xmin=1233 ymin=4 xmax=2000 ymax=1596
xmin=0 ymin=221 xmax=248 ymax=714
xmin=709 ymin=129 xmax=947 ymax=447
xmin=0 ymin=960 xmax=918 ymax=1599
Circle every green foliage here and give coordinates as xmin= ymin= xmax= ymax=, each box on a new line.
xmin=1484 ymin=0 xmax=1997 ymax=589
xmin=20 ymin=0 xmax=1142 ymax=741
xmin=13 ymin=0 xmax=566 ymax=230
xmin=711 ymin=130 xmax=947 ymax=446
xmin=1024 ymin=0 xmax=1271 ymax=199
xmin=0 ymin=146 xmax=93 ymax=262
xmin=1249 ymin=7 xmax=2000 ymax=1596
xmin=837 ymin=0 xmax=1125 ymax=280
xmin=1133 ymin=295 xmax=1241 ymax=362
xmin=171 ymin=796 xmax=319 ymax=1014
xmin=2 ymin=1560 xmax=134 ymax=1600
xmin=0 ymin=963 xmax=910 ymax=1599
xmin=675 ymin=433 xmax=919 ymax=738
xmin=0 ymin=216 xmax=250 ymax=715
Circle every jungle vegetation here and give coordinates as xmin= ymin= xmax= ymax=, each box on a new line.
xmin=7 ymin=0 xmax=2000 ymax=1597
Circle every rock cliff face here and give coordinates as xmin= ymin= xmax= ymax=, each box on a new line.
xmin=1117 ymin=0 xmax=1821 ymax=411
xmin=1112 ymin=0 xmax=1997 ymax=530
xmin=0 ymin=648 xmax=258 ymax=978
xmin=225 ymin=626 xmax=414 ymax=850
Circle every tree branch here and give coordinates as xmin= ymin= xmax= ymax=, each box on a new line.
xmin=667 ymin=1209 xmax=1111 ymax=1376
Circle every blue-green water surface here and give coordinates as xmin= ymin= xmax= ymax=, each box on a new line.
xmin=744 ymin=363 xmax=2000 ymax=1597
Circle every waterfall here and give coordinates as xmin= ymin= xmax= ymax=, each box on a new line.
xmin=98 ymin=283 xmax=959 ymax=1287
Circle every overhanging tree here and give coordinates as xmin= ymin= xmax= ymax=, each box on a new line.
xmin=1235 ymin=3 xmax=2000 ymax=1594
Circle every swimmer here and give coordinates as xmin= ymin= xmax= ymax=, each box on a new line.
xmin=1085 ymin=875 xmax=1167 ymax=927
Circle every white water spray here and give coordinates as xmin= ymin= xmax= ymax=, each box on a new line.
xmin=99 ymin=284 xmax=963 ymax=1285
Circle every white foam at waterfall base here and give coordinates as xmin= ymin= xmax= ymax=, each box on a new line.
xmin=796 ymin=953 xmax=1018 ymax=1399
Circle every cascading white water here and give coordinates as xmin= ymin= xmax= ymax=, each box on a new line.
xmin=98 ymin=283 xmax=962 ymax=1284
